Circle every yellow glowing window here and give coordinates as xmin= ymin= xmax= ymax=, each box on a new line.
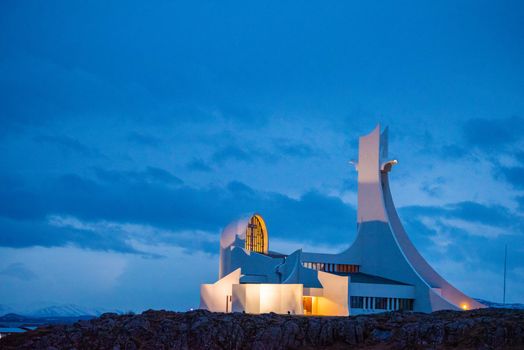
xmin=245 ymin=215 xmax=266 ymax=254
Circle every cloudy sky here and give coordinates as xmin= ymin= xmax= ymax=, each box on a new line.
xmin=1 ymin=0 xmax=524 ymax=313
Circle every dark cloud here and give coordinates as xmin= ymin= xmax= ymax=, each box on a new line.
xmin=420 ymin=177 xmax=446 ymax=198
xmin=448 ymin=201 xmax=515 ymax=227
xmin=211 ymin=145 xmax=252 ymax=164
xmin=515 ymin=152 xmax=524 ymax=164
xmin=94 ymin=167 xmax=183 ymax=186
xmin=399 ymin=202 xmax=524 ymax=272
xmin=210 ymin=140 xmax=318 ymax=166
xmin=210 ymin=145 xmax=276 ymax=165
xmin=272 ymin=138 xmax=319 ymax=158
xmin=462 ymin=116 xmax=524 ymax=151
xmin=0 ymin=216 xmax=146 ymax=255
xmin=498 ymin=166 xmax=524 ymax=190
xmin=0 ymin=169 xmax=356 ymax=253
xmin=33 ymin=134 xmax=102 ymax=158
xmin=186 ymin=158 xmax=212 ymax=172
xmin=227 ymin=181 xmax=256 ymax=197
xmin=401 ymin=201 xmax=517 ymax=228
xmin=456 ymin=117 xmax=524 ymax=190
xmin=0 ymin=263 xmax=37 ymax=281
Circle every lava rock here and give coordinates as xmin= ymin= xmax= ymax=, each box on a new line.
xmin=1 ymin=308 xmax=523 ymax=349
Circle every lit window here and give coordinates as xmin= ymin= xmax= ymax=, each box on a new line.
xmin=245 ymin=215 xmax=266 ymax=254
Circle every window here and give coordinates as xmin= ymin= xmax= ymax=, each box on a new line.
xmin=398 ymin=298 xmax=414 ymax=311
xmin=375 ymin=297 xmax=388 ymax=310
xmin=350 ymin=296 xmax=364 ymax=308
xmin=302 ymin=262 xmax=360 ymax=273
xmin=245 ymin=215 xmax=266 ymax=253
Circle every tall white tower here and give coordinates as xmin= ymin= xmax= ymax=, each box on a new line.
xmin=349 ymin=124 xmax=485 ymax=312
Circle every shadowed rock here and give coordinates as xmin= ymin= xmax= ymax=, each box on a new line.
xmin=1 ymin=308 xmax=523 ymax=349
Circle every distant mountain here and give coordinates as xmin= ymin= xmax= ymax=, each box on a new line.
xmin=29 ymin=304 xmax=125 ymax=317
xmin=0 ymin=312 xmax=96 ymax=328
xmin=0 ymin=303 xmax=124 ymax=318
xmin=0 ymin=304 xmax=13 ymax=315
xmin=475 ymin=298 xmax=524 ymax=310
xmin=30 ymin=304 xmax=98 ymax=317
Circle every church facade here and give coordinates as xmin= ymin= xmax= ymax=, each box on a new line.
xmin=200 ymin=125 xmax=486 ymax=315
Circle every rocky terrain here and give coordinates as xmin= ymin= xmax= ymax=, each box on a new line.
xmin=1 ymin=308 xmax=523 ymax=349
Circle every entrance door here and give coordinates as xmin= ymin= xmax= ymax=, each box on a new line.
xmin=303 ymin=296 xmax=312 ymax=315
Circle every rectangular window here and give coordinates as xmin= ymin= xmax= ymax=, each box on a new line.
xmin=398 ymin=298 xmax=414 ymax=311
xmin=350 ymin=296 xmax=364 ymax=308
xmin=375 ymin=297 xmax=388 ymax=310
xmin=301 ymin=262 xmax=360 ymax=274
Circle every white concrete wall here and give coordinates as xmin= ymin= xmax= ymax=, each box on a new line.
xmin=317 ymin=271 xmax=349 ymax=316
xmin=200 ymin=269 xmax=241 ymax=312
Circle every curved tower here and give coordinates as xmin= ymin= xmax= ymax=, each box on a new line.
xmin=346 ymin=125 xmax=485 ymax=312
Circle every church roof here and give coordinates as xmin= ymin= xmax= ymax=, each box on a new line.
xmin=349 ymin=272 xmax=410 ymax=286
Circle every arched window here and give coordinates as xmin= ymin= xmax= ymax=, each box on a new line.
xmin=245 ymin=215 xmax=267 ymax=254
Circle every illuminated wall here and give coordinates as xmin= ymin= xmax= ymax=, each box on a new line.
xmin=232 ymin=284 xmax=303 ymax=314
xmin=199 ymin=269 xmax=241 ymax=312
xmin=316 ymin=271 xmax=349 ymax=316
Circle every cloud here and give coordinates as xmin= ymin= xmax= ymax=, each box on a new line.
xmin=0 ymin=263 xmax=37 ymax=281
xmin=211 ymin=145 xmax=252 ymax=164
xmin=210 ymin=139 xmax=321 ymax=166
xmin=186 ymin=158 xmax=212 ymax=172
xmin=33 ymin=134 xmax=102 ymax=158
xmin=0 ymin=169 xmax=357 ymax=253
xmin=517 ymin=196 xmax=524 ymax=211
xmin=48 ymin=216 xmax=217 ymax=256
xmin=399 ymin=201 xmax=524 ymax=273
xmin=420 ymin=177 xmax=446 ymax=198
xmin=94 ymin=167 xmax=183 ymax=186
xmin=0 ymin=216 xmax=145 ymax=255
xmin=272 ymin=138 xmax=319 ymax=158
xmin=401 ymin=201 xmax=519 ymax=230
xmin=498 ymin=166 xmax=524 ymax=189
xmin=462 ymin=116 xmax=524 ymax=152
xmin=210 ymin=144 xmax=277 ymax=165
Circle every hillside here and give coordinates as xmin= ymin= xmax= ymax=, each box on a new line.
xmin=1 ymin=308 xmax=523 ymax=349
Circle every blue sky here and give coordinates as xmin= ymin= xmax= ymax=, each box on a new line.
xmin=1 ymin=0 xmax=524 ymax=312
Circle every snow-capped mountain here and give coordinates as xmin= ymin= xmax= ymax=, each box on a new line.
xmin=0 ymin=303 xmax=124 ymax=317
xmin=30 ymin=304 xmax=99 ymax=317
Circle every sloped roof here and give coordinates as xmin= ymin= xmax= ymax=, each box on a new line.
xmin=349 ymin=272 xmax=410 ymax=286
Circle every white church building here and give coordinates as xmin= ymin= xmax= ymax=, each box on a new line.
xmin=200 ymin=125 xmax=486 ymax=316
